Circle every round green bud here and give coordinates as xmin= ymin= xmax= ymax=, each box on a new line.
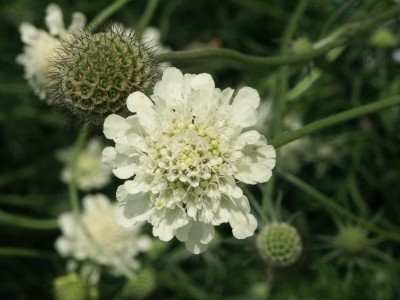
xmin=53 ymin=273 xmax=95 ymax=300
xmin=121 ymin=269 xmax=156 ymax=300
xmin=257 ymin=222 xmax=302 ymax=267
xmin=292 ymin=37 xmax=313 ymax=54
xmin=49 ymin=26 xmax=159 ymax=125
xmin=369 ymin=28 xmax=397 ymax=48
xmin=335 ymin=226 xmax=368 ymax=255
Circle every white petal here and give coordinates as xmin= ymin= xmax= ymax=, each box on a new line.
xmin=115 ymin=188 xmax=153 ymax=227
xmin=82 ymin=194 xmax=110 ymax=213
xmin=219 ymin=176 xmax=243 ymax=199
xmin=102 ymin=147 xmax=136 ymax=179
xmin=230 ymin=87 xmax=260 ymax=128
xmin=184 ymin=222 xmax=214 ymax=254
xmin=68 ymin=12 xmax=86 ymax=31
xmin=19 ymin=23 xmax=40 ymax=44
xmin=45 ymin=4 xmax=65 ymax=36
xmin=220 ymin=88 xmax=234 ymax=105
xmin=234 ymin=134 xmax=276 ymax=184
xmin=124 ymin=174 xmax=153 ymax=194
xmin=127 ymin=92 xmax=159 ymax=134
xmin=153 ymin=67 xmax=183 ymax=104
xmin=219 ymin=196 xmax=257 ymax=239
xmin=103 ymin=114 xmax=131 ymax=140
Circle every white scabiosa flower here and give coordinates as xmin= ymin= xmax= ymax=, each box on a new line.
xmin=56 ymin=138 xmax=112 ymax=191
xmin=55 ymin=194 xmax=152 ymax=274
xmin=16 ymin=3 xmax=86 ymax=100
xmin=102 ymin=67 xmax=276 ymax=254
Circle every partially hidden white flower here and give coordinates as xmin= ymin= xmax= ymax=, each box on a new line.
xmin=55 ymin=194 xmax=152 ymax=274
xmin=102 ymin=67 xmax=276 ymax=254
xmin=57 ymin=138 xmax=112 ymax=191
xmin=16 ymin=3 xmax=86 ymax=100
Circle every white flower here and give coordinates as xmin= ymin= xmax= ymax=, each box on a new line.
xmin=55 ymin=194 xmax=152 ymax=274
xmin=102 ymin=67 xmax=276 ymax=254
xmin=16 ymin=4 xmax=86 ymax=100
xmin=57 ymin=138 xmax=112 ymax=191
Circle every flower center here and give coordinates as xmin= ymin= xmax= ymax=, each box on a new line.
xmin=152 ymin=121 xmax=225 ymax=191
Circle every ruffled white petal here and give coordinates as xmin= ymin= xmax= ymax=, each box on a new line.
xmin=45 ymin=4 xmax=66 ymax=36
xmin=230 ymin=87 xmax=260 ymax=128
xmin=116 ymin=187 xmax=153 ymax=227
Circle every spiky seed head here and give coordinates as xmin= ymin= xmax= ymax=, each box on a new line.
xmin=257 ymin=222 xmax=302 ymax=267
xmin=121 ymin=269 xmax=156 ymax=300
xmin=53 ymin=273 xmax=96 ymax=300
xmin=49 ymin=26 xmax=159 ymax=126
xmin=335 ymin=226 xmax=369 ymax=255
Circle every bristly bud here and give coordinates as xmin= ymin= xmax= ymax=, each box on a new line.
xmin=49 ymin=25 xmax=159 ymax=126
xmin=335 ymin=226 xmax=369 ymax=255
xmin=256 ymin=222 xmax=302 ymax=267
xmin=121 ymin=269 xmax=156 ymax=300
xmin=53 ymin=273 xmax=98 ymax=300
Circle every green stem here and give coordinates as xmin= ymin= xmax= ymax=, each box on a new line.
xmin=270 ymin=96 xmax=400 ymax=148
xmin=156 ymin=4 xmax=400 ymax=66
xmin=88 ymin=0 xmax=132 ymax=30
xmin=0 ymin=247 xmax=55 ymax=258
xmin=136 ymin=0 xmax=159 ymax=35
xmin=0 ymin=210 xmax=58 ymax=230
xmin=68 ymin=123 xmax=89 ymax=216
xmin=281 ymin=172 xmax=400 ymax=242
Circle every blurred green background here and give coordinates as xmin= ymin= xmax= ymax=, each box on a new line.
xmin=1 ymin=0 xmax=400 ymax=299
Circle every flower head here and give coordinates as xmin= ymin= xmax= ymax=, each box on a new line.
xmin=256 ymin=222 xmax=302 ymax=267
xmin=16 ymin=4 xmax=86 ymax=100
xmin=55 ymin=194 xmax=152 ymax=273
xmin=48 ymin=25 xmax=159 ymax=125
xmin=56 ymin=138 xmax=112 ymax=191
xmin=103 ymin=67 xmax=276 ymax=254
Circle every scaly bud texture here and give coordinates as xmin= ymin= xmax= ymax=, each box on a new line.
xmin=50 ymin=27 xmax=159 ymax=125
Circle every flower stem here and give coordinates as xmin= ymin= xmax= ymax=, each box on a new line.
xmin=0 ymin=209 xmax=58 ymax=230
xmin=155 ymin=4 xmax=400 ymax=66
xmin=0 ymin=247 xmax=56 ymax=258
xmin=88 ymin=0 xmax=132 ymax=30
xmin=280 ymin=172 xmax=400 ymax=243
xmin=136 ymin=0 xmax=159 ymax=35
xmin=270 ymin=96 xmax=400 ymax=148
xmin=68 ymin=123 xmax=89 ymax=216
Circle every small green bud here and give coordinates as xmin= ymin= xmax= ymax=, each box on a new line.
xmin=292 ymin=37 xmax=313 ymax=54
xmin=369 ymin=28 xmax=397 ymax=48
xmin=53 ymin=273 xmax=96 ymax=300
xmin=335 ymin=226 xmax=368 ymax=255
xmin=121 ymin=269 xmax=156 ymax=300
xmin=257 ymin=222 xmax=302 ymax=267
xmin=49 ymin=26 xmax=159 ymax=126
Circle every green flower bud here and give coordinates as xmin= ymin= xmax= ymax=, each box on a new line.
xmin=292 ymin=37 xmax=313 ymax=54
xmin=121 ymin=269 xmax=156 ymax=300
xmin=369 ymin=28 xmax=397 ymax=48
xmin=257 ymin=222 xmax=302 ymax=267
xmin=49 ymin=26 xmax=159 ymax=126
xmin=335 ymin=226 xmax=368 ymax=255
xmin=53 ymin=273 xmax=97 ymax=300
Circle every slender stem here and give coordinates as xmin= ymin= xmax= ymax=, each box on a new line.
xmin=281 ymin=172 xmax=400 ymax=242
xmin=88 ymin=0 xmax=132 ymax=30
xmin=156 ymin=4 xmax=400 ymax=66
xmin=0 ymin=247 xmax=56 ymax=258
xmin=0 ymin=210 xmax=58 ymax=230
xmin=68 ymin=123 xmax=89 ymax=216
xmin=136 ymin=0 xmax=159 ymax=35
xmin=270 ymin=96 xmax=400 ymax=148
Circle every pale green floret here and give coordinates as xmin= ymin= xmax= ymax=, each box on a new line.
xmin=335 ymin=226 xmax=369 ymax=255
